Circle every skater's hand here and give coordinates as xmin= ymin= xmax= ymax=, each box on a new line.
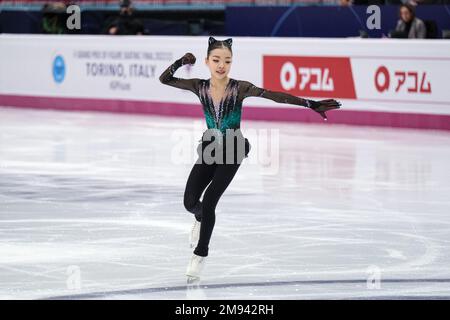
xmin=181 ymin=52 xmax=196 ymax=66
xmin=308 ymin=99 xmax=341 ymax=121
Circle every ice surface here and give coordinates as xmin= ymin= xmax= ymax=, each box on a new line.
xmin=0 ymin=106 xmax=449 ymax=299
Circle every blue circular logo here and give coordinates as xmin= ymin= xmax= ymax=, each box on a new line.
xmin=52 ymin=55 xmax=65 ymax=83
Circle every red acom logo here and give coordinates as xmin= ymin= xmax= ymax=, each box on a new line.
xmin=375 ymin=66 xmax=431 ymax=94
xmin=262 ymin=56 xmax=356 ymax=99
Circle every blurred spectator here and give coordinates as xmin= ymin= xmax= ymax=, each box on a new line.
xmin=42 ymin=2 xmax=67 ymax=34
xmin=102 ymin=0 xmax=144 ymax=35
xmin=392 ymin=3 xmax=426 ymax=38
xmin=339 ymin=0 xmax=353 ymax=6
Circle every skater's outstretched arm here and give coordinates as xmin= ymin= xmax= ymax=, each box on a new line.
xmin=159 ymin=53 xmax=200 ymax=95
xmin=240 ymin=80 xmax=341 ymax=120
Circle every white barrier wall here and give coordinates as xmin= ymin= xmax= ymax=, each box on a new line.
xmin=1 ymin=34 xmax=449 ymax=130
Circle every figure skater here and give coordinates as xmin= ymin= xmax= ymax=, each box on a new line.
xmin=159 ymin=36 xmax=341 ymax=282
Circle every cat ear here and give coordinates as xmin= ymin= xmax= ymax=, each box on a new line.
xmin=208 ymin=36 xmax=217 ymax=46
xmin=224 ymin=38 xmax=233 ymax=47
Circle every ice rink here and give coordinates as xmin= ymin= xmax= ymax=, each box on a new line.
xmin=1 ymin=106 xmax=449 ymax=300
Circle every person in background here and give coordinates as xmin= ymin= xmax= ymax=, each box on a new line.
xmin=394 ymin=3 xmax=426 ymax=38
xmin=102 ymin=0 xmax=144 ymax=35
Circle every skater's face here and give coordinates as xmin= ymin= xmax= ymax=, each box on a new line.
xmin=205 ymin=47 xmax=232 ymax=81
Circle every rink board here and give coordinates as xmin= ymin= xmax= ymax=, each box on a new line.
xmin=0 ymin=35 xmax=449 ymax=130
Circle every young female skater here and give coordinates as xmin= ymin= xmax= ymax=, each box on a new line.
xmin=159 ymin=37 xmax=341 ymax=282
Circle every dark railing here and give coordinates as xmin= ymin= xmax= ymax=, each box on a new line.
xmin=0 ymin=0 xmax=339 ymax=7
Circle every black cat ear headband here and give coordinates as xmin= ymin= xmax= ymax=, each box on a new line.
xmin=208 ymin=36 xmax=233 ymax=48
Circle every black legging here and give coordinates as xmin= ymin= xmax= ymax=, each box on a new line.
xmin=183 ymin=135 xmax=250 ymax=257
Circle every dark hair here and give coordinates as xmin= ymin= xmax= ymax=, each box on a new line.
xmin=399 ymin=3 xmax=416 ymax=20
xmin=207 ymin=37 xmax=233 ymax=58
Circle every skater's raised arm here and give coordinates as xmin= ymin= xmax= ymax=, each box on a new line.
xmin=240 ymin=80 xmax=341 ymax=120
xmin=159 ymin=53 xmax=200 ymax=95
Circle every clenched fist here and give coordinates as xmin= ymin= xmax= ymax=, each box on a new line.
xmin=181 ymin=52 xmax=196 ymax=66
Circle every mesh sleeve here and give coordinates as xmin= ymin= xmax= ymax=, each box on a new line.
xmin=159 ymin=58 xmax=200 ymax=95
